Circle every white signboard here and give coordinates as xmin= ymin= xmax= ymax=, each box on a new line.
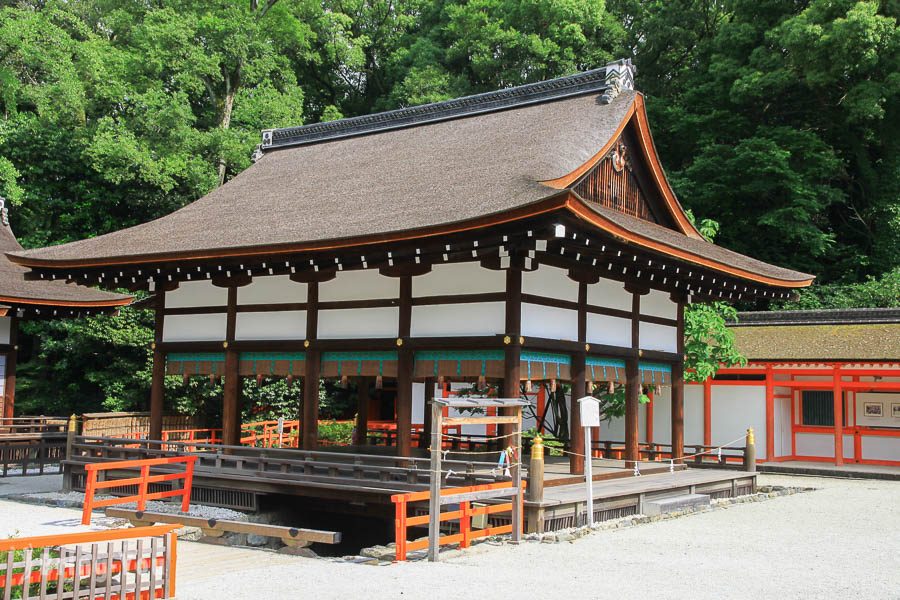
xmin=578 ymin=396 xmax=601 ymax=428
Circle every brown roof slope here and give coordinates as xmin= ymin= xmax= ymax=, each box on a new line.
xmin=0 ymin=225 xmax=129 ymax=307
xmin=730 ymin=322 xmax=900 ymax=361
xmin=577 ymin=201 xmax=814 ymax=283
xmin=11 ymin=90 xmax=636 ymax=265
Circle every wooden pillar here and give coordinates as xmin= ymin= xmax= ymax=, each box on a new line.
xmin=833 ymin=366 xmax=844 ymax=466
xmin=396 ymin=275 xmax=413 ymax=457
xmin=149 ymin=292 xmax=165 ymax=440
xmin=355 ymin=377 xmax=370 ymax=446
xmin=703 ymin=377 xmax=712 ymax=447
xmin=222 ymin=286 xmax=241 ymax=446
xmin=570 ymin=352 xmax=586 ymax=474
xmin=624 ymin=358 xmax=640 ymax=466
xmin=624 ymin=290 xmax=641 ymax=466
xmin=671 ymin=298 xmax=685 ymax=463
xmin=420 ymin=377 xmax=434 ymax=449
xmin=765 ymin=364 xmax=774 ymax=461
xmin=501 ymin=267 xmax=522 ymax=438
xmin=646 ymin=389 xmax=654 ymax=447
xmin=302 ymin=281 xmax=320 ymax=450
xmin=3 ymin=317 xmax=18 ymax=419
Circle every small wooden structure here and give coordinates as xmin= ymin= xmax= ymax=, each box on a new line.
xmin=426 ymin=396 xmax=526 ymax=560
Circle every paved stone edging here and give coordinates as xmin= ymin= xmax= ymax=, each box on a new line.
xmin=353 ymin=485 xmax=813 ymax=564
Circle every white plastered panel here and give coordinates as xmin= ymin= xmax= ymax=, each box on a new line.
xmin=521 ymin=304 xmax=578 ymax=341
xmin=652 ymin=386 xmax=672 ymax=445
xmin=684 ymin=385 xmax=704 ymax=446
xmin=795 ymin=432 xmax=834 ymax=458
xmin=318 ymin=307 xmax=399 ymax=339
xmin=641 ymin=289 xmax=677 ymax=319
xmin=238 ymin=275 xmax=306 ymax=305
xmin=856 ymin=392 xmax=900 ymax=428
xmin=319 ymin=270 xmax=399 ymax=302
xmin=639 ymin=323 xmax=678 ymax=352
xmin=775 ymin=396 xmax=791 ymax=458
xmin=586 ymin=314 xmax=630 ymax=348
xmin=522 ymin=265 xmax=578 ymax=302
xmin=235 ymin=311 xmax=306 ymax=340
xmin=710 ymin=385 xmax=767 ymax=459
xmin=165 ymin=280 xmax=227 ymax=308
xmin=861 ymin=435 xmax=900 ymax=461
xmin=586 ymin=277 xmax=631 ymax=311
xmin=0 ymin=317 xmax=10 ymax=345
xmin=0 ymin=354 xmax=6 ymax=396
xmin=162 ymin=314 xmax=227 ymax=342
xmin=413 ymin=262 xmax=504 ymax=297
xmin=411 ymin=303 xmax=505 ymax=337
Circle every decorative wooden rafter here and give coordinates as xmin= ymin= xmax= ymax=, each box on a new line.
xmin=571 ymin=139 xmax=654 ymax=222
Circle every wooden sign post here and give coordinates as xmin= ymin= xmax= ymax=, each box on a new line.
xmin=577 ymin=396 xmax=601 ymax=526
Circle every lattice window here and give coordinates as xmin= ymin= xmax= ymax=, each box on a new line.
xmin=572 ymin=141 xmax=654 ymax=222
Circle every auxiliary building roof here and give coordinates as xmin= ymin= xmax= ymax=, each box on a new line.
xmin=7 ymin=63 xmax=813 ymax=290
xmin=0 ymin=221 xmax=130 ymax=310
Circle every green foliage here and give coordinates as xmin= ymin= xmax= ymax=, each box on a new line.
xmin=684 ymin=302 xmax=746 ymax=383
xmin=318 ymin=420 xmax=354 ymax=444
xmin=774 ymin=267 xmax=900 ymax=310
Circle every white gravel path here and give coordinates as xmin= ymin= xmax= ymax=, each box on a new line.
xmin=1 ymin=474 xmax=898 ymax=599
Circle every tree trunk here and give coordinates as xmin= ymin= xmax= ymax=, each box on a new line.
xmin=217 ymin=69 xmax=239 ymax=186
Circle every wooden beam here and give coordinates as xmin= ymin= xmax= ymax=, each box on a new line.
xmin=2 ymin=317 xmax=17 ymax=419
xmin=570 ymin=352 xmax=586 ymax=475
xmin=355 ymin=377 xmax=370 ymax=446
xmin=624 ymin=358 xmax=640 ymax=467
xmin=149 ymin=292 xmax=165 ymax=440
xmin=420 ymin=378 xmax=434 ymax=449
xmin=443 ymin=415 xmax=521 ymax=426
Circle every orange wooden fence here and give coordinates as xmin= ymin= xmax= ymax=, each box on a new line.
xmin=82 ymin=456 xmax=197 ymax=525
xmin=391 ymin=482 xmax=523 ymax=561
xmin=0 ymin=524 xmax=179 ymax=599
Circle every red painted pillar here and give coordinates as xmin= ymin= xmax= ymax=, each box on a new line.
xmin=703 ymin=378 xmax=712 ymax=447
xmin=765 ymin=365 xmax=774 ymax=462
xmin=833 ymin=367 xmax=844 ymax=466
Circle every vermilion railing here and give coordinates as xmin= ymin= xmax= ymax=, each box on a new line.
xmin=391 ymin=482 xmax=523 ymax=561
xmin=81 ymin=456 xmax=197 ymax=525
xmin=0 ymin=524 xmax=179 ymax=599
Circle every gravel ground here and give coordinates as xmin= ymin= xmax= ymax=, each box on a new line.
xmin=1 ymin=474 xmax=898 ymax=599
xmin=0 ymin=473 xmax=64 ymax=496
xmin=177 ymin=474 xmax=900 ymax=600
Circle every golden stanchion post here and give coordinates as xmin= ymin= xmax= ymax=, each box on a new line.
xmin=526 ymin=436 xmax=545 ymax=533
xmin=744 ymin=427 xmax=756 ymax=472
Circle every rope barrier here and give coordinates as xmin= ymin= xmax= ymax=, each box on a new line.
xmin=550 ymin=433 xmax=748 ymax=466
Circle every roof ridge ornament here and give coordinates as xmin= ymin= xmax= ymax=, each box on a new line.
xmin=600 ymin=58 xmax=636 ymax=105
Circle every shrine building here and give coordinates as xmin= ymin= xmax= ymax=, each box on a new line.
xmin=7 ymin=60 xmax=815 ymax=473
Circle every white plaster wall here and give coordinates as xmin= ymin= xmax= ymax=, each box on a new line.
xmin=861 ymin=435 xmax=900 ymax=461
xmin=641 ymin=289 xmax=677 ymax=320
xmin=411 ymin=303 xmax=505 ymax=337
xmin=795 ymin=433 xmax=834 ymax=458
xmin=522 ymin=265 xmax=578 ymax=302
xmin=413 ymin=262 xmax=504 ymax=297
xmin=586 ymin=277 xmax=631 ymax=311
xmin=586 ymin=314 xmax=630 ymax=348
xmin=652 ymin=386 xmax=672 ymax=445
xmin=844 ymin=434 xmax=855 ymax=460
xmin=521 ymin=304 xmax=578 ymax=341
xmin=856 ymin=392 xmax=900 ymax=428
xmin=710 ymin=385 xmax=767 ymax=459
xmin=235 ymin=311 xmax=306 ymax=340
xmin=319 ymin=270 xmax=399 ymax=302
xmin=0 ymin=317 xmax=10 ymax=345
xmin=775 ymin=396 xmax=791 ymax=458
xmin=0 ymin=354 xmax=6 ymax=397
xmin=604 ymin=414 xmax=625 ymax=441
xmin=162 ymin=314 xmax=226 ymax=342
xmin=412 ymin=382 xmax=425 ymax=426
xmin=684 ymin=385 xmax=704 ymax=446
xmin=165 ymin=280 xmax=227 ymax=308
xmin=238 ymin=275 xmax=306 ymax=305
xmin=639 ymin=323 xmax=678 ymax=353
xmin=318 ymin=307 xmax=398 ymax=339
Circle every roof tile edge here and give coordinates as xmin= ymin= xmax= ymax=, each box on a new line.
xmin=256 ymin=59 xmax=635 ymax=154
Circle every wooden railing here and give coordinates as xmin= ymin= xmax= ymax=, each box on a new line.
xmin=0 ymin=420 xmax=68 ymax=477
xmin=0 ymin=416 xmax=67 ymax=435
xmin=82 ymin=456 xmax=197 ymax=525
xmin=588 ymin=439 xmax=747 ymax=466
xmin=0 ymin=524 xmax=179 ymax=599
xmin=67 ymin=435 xmax=507 ymax=493
xmin=392 ymin=482 xmax=523 ymax=561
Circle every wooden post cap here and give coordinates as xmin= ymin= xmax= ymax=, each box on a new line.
xmin=746 ymin=427 xmax=755 ymax=445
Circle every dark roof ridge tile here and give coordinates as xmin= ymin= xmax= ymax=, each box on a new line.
xmin=260 ymin=62 xmax=632 ymax=152
xmin=732 ymin=307 xmax=900 ymax=326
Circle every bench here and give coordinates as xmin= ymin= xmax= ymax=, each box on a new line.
xmin=105 ymin=508 xmax=341 ymax=547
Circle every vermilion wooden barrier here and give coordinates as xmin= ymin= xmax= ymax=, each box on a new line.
xmin=391 ymin=482 xmax=523 ymax=561
xmin=81 ymin=456 xmax=197 ymax=525
xmin=0 ymin=524 xmax=179 ymax=599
